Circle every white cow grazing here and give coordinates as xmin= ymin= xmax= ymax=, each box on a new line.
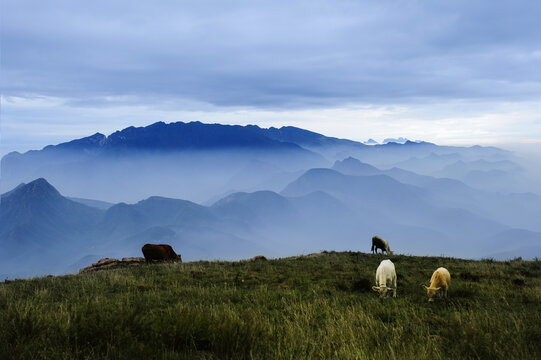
xmin=372 ymin=259 xmax=397 ymax=298
xmin=423 ymin=267 xmax=451 ymax=302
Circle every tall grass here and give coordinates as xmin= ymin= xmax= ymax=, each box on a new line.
xmin=1 ymin=252 xmax=540 ymax=359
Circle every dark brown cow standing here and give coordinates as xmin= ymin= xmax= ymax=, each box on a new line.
xmin=371 ymin=236 xmax=393 ymax=255
xmin=141 ymin=244 xmax=182 ymax=263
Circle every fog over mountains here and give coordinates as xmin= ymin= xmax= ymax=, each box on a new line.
xmin=1 ymin=121 xmax=540 ymax=278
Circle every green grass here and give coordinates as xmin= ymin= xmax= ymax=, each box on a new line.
xmin=1 ymin=252 xmax=540 ymax=359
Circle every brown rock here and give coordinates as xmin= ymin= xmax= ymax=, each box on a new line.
xmin=80 ymin=257 xmax=121 ymax=273
xmin=78 ymin=266 xmax=93 ymax=274
xmin=93 ymin=258 xmax=120 ymax=267
xmin=99 ymin=263 xmax=119 ymax=269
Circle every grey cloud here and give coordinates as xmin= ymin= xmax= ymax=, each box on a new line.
xmin=3 ymin=0 xmax=541 ymax=108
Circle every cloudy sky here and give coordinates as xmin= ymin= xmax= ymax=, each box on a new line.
xmin=2 ymin=0 xmax=541 ymax=155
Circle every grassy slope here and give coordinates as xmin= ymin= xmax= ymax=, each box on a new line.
xmin=1 ymin=252 xmax=540 ymax=360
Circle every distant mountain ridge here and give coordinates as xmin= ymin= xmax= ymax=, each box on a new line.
xmin=1 ymin=122 xmax=332 ymax=202
xmin=4 ymin=121 xmax=484 ymax=160
xmin=6 ymin=122 xmax=314 ymax=157
xmin=261 ymin=126 xmax=366 ymax=148
xmin=2 ymin=122 xmax=440 ymax=165
xmin=6 ymin=120 xmax=509 ymax=203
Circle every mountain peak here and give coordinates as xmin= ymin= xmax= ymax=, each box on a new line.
xmin=43 ymin=132 xmax=106 ymax=152
xmin=332 ymin=157 xmax=380 ymax=175
xmin=22 ymin=178 xmax=59 ymax=195
xmin=100 ymin=121 xmax=306 ymax=151
xmin=2 ymin=178 xmax=62 ymax=202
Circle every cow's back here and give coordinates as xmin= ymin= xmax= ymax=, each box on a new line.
xmin=376 ymin=259 xmax=395 ymax=286
xmin=430 ymin=267 xmax=451 ymax=288
xmin=142 ymin=243 xmax=180 ymax=262
xmin=142 ymin=244 xmax=164 ymax=262
xmin=372 ymin=236 xmax=385 ymax=248
xmin=372 ymin=236 xmax=391 ymax=253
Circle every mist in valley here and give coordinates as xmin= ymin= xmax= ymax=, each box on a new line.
xmin=1 ymin=150 xmax=320 ymax=204
xmin=1 ymin=123 xmax=541 ymax=279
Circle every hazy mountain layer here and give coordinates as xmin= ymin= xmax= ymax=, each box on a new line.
xmin=333 ymin=157 xmax=541 ymax=232
xmin=1 ymin=121 xmax=526 ymax=203
xmin=2 ymin=172 xmax=540 ymax=279
xmin=1 ymin=122 xmax=540 ymax=278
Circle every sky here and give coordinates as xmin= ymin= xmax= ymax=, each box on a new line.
xmin=2 ymin=0 xmax=541 ymax=156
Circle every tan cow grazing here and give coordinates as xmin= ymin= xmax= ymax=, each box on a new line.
xmin=423 ymin=267 xmax=451 ymax=302
xmin=141 ymin=244 xmax=182 ymax=263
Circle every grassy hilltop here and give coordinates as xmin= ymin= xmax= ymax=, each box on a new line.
xmin=1 ymin=252 xmax=540 ymax=360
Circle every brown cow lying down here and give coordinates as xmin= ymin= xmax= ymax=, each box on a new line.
xmin=141 ymin=243 xmax=182 ymax=263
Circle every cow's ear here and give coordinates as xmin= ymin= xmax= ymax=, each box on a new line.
xmin=435 ymin=287 xmax=441 ymax=291
xmin=372 ymin=286 xmax=379 ymax=292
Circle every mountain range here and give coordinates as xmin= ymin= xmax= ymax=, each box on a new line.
xmin=1 ymin=121 xmax=540 ymax=278
xmin=2 ymin=121 xmax=531 ymax=202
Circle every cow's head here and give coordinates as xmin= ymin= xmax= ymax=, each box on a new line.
xmin=423 ymin=285 xmax=440 ymax=302
xmin=372 ymin=285 xmax=391 ymax=298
